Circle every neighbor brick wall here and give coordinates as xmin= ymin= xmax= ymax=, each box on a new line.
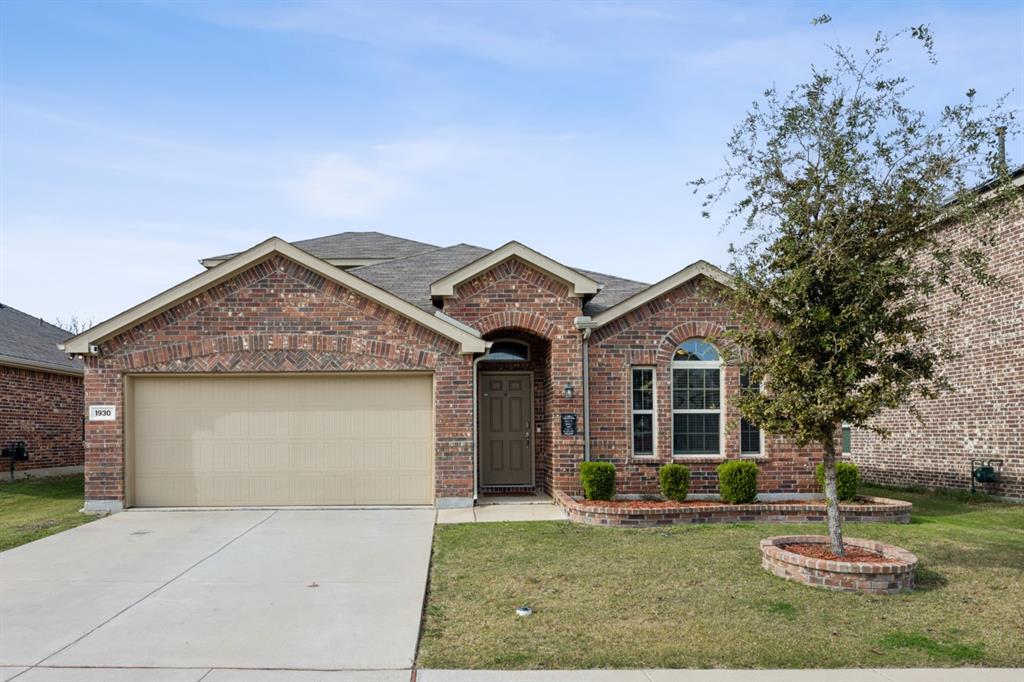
xmin=588 ymin=276 xmax=822 ymax=496
xmin=83 ymin=255 xmax=474 ymax=504
xmin=0 ymin=365 xmax=84 ymax=472
xmin=442 ymin=258 xmax=587 ymax=494
xmin=850 ymin=190 xmax=1024 ymax=500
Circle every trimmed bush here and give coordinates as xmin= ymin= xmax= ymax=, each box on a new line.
xmin=658 ymin=464 xmax=690 ymax=502
xmin=717 ymin=459 xmax=758 ymax=504
xmin=580 ymin=461 xmax=616 ymax=501
xmin=816 ymin=461 xmax=861 ymax=501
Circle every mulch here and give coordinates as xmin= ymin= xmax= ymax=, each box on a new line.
xmin=781 ymin=542 xmax=902 ymax=564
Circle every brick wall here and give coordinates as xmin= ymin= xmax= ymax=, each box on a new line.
xmin=83 ymin=255 xmax=473 ymax=504
xmin=442 ymin=258 xmax=588 ymax=494
xmin=0 ymin=365 xmax=84 ymax=472
xmin=851 ymin=190 xmax=1023 ymax=500
xmin=588 ymin=276 xmax=822 ymax=496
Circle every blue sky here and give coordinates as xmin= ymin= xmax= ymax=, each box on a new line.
xmin=1 ymin=1 xmax=1021 ymax=324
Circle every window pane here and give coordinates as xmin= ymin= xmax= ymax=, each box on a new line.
xmin=633 ymin=414 xmax=653 ymax=455
xmin=674 ymin=338 xmax=720 ymax=362
xmin=842 ymin=426 xmax=852 ymax=454
xmin=673 ymin=413 xmax=720 ymax=455
xmin=741 ymin=418 xmax=761 ymax=455
xmin=632 ymin=368 xmax=653 ymax=411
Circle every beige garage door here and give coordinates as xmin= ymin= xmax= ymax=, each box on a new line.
xmin=130 ymin=374 xmax=433 ymax=507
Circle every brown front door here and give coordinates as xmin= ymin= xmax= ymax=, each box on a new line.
xmin=479 ymin=372 xmax=534 ymax=487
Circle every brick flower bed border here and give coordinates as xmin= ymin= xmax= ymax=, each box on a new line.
xmin=553 ymin=490 xmax=912 ymax=527
xmin=760 ymin=535 xmax=918 ymax=594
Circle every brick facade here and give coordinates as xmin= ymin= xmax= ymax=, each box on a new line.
xmin=0 ymin=365 xmax=83 ymax=473
xmin=850 ymin=190 xmax=1024 ymax=500
xmin=82 ymin=250 xmax=828 ymax=507
xmin=82 ymin=256 xmax=473 ymax=504
xmin=441 ymin=259 xmax=587 ymax=495
xmin=587 ymin=278 xmax=822 ymax=497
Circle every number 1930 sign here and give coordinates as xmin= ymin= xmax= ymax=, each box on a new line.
xmin=88 ymin=405 xmax=116 ymax=421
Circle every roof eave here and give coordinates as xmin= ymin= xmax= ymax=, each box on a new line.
xmin=429 ymin=241 xmax=600 ymax=298
xmin=589 ymin=260 xmax=734 ymax=329
xmin=1 ymin=354 xmax=83 ymax=377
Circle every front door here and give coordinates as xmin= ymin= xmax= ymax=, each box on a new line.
xmin=479 ymin=372 xmax=534 ymax=487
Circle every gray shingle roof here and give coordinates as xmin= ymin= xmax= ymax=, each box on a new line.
xmin=349 ymin=243 xmax=649 ymax=315
xmin=206 ymin=231 xmax=652 ymax=318
xmin=206 ymin=231 xmax=439 ymax=262
xmin=0 ymin=304 xmax=83 ymax=374
xmin=351 ymin=244 xmax=493 ymax=311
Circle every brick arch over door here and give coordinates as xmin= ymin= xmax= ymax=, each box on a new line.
xmin=472 ymin=311 xmax=558 ymax=340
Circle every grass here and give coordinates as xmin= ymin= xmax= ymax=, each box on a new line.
xmin=0 ymin=475 xmax=94 ymax=551
xmin=418 ymin=485 xmax=1024 ymax=669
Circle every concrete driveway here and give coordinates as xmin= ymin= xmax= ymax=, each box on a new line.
xmin=0 ymin=508 xmax=434 ymax=680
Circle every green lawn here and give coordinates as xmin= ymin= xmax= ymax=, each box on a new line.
xmin=418 ymin=486 xmax=1024 ymax=669
xmin=0 ymin=475 xmax=94 ymax=551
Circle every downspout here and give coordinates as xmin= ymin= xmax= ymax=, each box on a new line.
xmin=582 ymin=328 xmax=591 ymax=461
xmin=574 ymin=316 xmax=599 ymax=462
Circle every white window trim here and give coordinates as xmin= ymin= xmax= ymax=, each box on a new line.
xmin=671 ymin=357 xmax=725 ymax=458
xmin=739 ymin=371 xmax=766 ymax=458
xmin=841 ymin=423 xmax=852 ymax=455
xmin=630 ymin=366 xmax=656 ymax=457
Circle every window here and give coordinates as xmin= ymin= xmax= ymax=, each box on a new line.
xmin=739 ymin=369 xmax=762 ymax=456
xmin=841 ymin=424 xmax=852 ymax=455
xmin=631 ymin=367 xmax=655 ymax=456
xmin=672 ymin=339 xmax=722 ymax=456
xmin=481 ymin=339 xmax=530 ymax=362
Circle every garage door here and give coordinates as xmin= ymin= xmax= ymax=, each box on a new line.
xmin=130 ymin=374 xmax=433 ymax=507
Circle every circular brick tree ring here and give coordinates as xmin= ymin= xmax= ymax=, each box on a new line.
xmin=760 ymin=535 xmax=918 ymax=594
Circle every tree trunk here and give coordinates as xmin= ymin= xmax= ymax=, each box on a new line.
xmin=821 ymin=437 xmax=846 ymax=556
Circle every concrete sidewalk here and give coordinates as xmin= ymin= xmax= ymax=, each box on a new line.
xmin=1 ymin=667 xmax=1019 ymax=681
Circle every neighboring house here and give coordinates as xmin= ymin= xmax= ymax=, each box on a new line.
xmin=61 ymin=231 xmax=823 ymax=512
xmin=850 ymin=169 xmax=1024 ymax=500
xmin=0 ymin=304 xmax=84 ymax=478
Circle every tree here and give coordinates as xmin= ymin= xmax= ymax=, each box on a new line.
xmin=53 ymin=316 xmax=94 ymax=335
xmin=694 ymin=20 xmax=1017 ymax=555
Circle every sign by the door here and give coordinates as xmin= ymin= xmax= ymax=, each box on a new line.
xmin=560 ymin=413 xmax=578 ymax=436
xmin=88 ymin=405 xmax=116 ymax=421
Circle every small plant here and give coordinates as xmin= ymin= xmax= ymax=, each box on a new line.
xmin=658 ymin=463 xmax=690 ymax=502
xmin=579 ymin=461 xmax=615 ymax=501
xmin=816 ymin=461 xmax=860 ymax=501
xmin=717 ymin=460 xmax=758 ymax=504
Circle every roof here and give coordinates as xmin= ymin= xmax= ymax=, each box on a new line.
xmin=61 ymin=238 xmax=487 ymax=355
xmin=0 ymin=304 xmax=83 ymax=375
xmin=201 ymin=231 xmax=438 ymax=266
xmin=197 ymin=232 xmax=731 ymax=333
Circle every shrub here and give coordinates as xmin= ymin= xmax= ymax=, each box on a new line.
xmin=658 ymin=464 xmax=690 ymax=502
xmin=580 ymin=461 xmax=616 ymax=500
xmin=717 ymin=460 xmax=758 ymax=504
xmin=815 ymin=461 xmax=861 ymax=501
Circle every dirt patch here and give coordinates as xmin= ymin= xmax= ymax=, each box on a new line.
xmin=781 ymin=542 xmax=907 ymax=564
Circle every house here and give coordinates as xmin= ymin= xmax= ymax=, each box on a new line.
xmin=60 ymin=232 xmax=823 ymax=512
xmin=0 ymin=304 xmax=84 ymax=478
xmin=850 ymin=169 xmax=1024 ymax=500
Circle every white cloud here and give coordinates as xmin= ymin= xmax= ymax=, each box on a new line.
xmin=285 ymin=137 xmax=480 ymax=218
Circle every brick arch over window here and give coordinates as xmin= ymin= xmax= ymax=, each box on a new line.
xmin=472 ymin=311 xmax=558 ymax=340
xmin=656 ymin=321 xmax=734 ymax=366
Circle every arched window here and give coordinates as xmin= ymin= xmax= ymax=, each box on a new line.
xmin=672 ymin=339 xmax=722 ymax=456
xmin=482 ymin=339 xmax=530 ymax=362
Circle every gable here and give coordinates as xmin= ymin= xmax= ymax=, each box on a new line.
xmin=61 ymin=237 xmax=486 ymax=355
xmin=430 ymin=241 xmax=599 ymax=300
